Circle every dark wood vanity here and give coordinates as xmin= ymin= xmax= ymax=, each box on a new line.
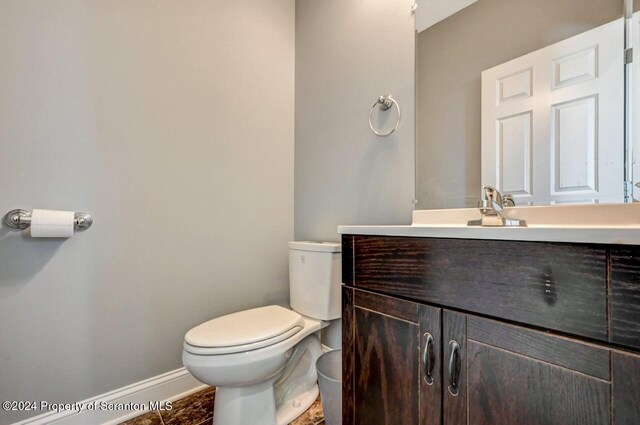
xmin=341 ymin=235 xmax=640 ymax=425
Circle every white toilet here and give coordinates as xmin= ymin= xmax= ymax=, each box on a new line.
xmin=182 ymin=241 xmax=341 ymax=425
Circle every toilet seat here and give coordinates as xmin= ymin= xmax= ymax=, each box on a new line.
xmin=184 ymin=305 xmax=304 ymax=355
xmin=184 ymin=326 xmax=302 ymax=355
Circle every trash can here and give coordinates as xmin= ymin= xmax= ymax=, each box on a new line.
xmin=316 ymin=349 xmax=342 ymax=425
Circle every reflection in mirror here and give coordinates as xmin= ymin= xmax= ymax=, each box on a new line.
xmin=415 ymin=0 xmax=637 ymax=209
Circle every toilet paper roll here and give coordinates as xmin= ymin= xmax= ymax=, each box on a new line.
xmin=30 ymin=209 xmax=75 ymax=238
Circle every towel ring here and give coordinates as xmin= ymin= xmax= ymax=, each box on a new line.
xmin=369 ymin=94 xmax=401 ymax=137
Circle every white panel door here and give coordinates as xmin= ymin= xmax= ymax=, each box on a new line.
xmin=482 ymin=19 xmax=624 ymax=205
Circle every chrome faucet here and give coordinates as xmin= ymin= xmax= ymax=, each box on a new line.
xmin=467 ymin=186 xmax=527 ymax=227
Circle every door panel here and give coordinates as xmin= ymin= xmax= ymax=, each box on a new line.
xmin=344 ymin=287 xmax=441 ymax=425
xmin=354 ymin=307 xmax=419 ymax=425
xmin=552 ymin=96 xmax=598 ymax=193
xmin=464 ymin=316 xmax=612 ymax=425
xmin=612 ymin=351 xmax=640 ymax=425
xmin=467 ymin=341 xmax=610 ymax=425
xmin=497 ymin=111 xmax=532 ymax=195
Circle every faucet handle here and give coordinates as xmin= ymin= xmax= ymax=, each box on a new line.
xmin=481 ymin=185 xmax=502 ymax=203
xmin=502 ymin=195 xmax=515 ymax=207
xmin=479 ymin=185 xmax=504 ymax=212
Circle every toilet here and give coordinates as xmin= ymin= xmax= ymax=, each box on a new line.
xmin=182 ymin=241 xmax=341 ymax=425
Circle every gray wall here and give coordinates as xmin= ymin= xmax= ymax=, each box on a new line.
xmin=294 ymin=0 xmax=416 ymax=242
xmin=0 ymin=1 xmax=294 ymax=423
xmin=416 ymin=0 xmax=626 ymax=209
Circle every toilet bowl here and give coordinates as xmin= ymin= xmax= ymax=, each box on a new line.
xmin=182 ymin=241 xmax=341 ymax=425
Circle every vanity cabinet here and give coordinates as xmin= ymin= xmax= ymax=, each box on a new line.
xmin=342 ymin=288 xmax=441 ymax=425
xmin=342 ymin=235 xmax=640 ymax=425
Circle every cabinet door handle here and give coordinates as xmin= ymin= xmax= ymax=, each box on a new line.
xmin=448 ymin=340 xmax=460 ymax=396
xmin=422 ymin=332 xmax=434 ymax=385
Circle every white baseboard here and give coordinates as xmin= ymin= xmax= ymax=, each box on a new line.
xmin=12 ymin=368 xmax=207 ymax=425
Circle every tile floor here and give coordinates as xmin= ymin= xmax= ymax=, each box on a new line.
xmin=119 ymin=387 xmax=324 ymax=425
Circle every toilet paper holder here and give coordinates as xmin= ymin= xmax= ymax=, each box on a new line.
xmin=3 ymin=209 xmax=93 ymax=231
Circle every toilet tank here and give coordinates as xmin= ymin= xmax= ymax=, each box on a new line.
xmin=289 ymin=241 xmax=341 ymax=320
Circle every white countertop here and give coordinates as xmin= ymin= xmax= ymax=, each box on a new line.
xmin=338 ymin=204 xmax=640 ymax=245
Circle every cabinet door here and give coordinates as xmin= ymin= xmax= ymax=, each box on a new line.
xmin=443 ymin=312 xmax=612 ymax=425
xmin=343 ymin=287 xmax=441 ymax=425
xmin=612 ymin=351 xmax=640 ymax=425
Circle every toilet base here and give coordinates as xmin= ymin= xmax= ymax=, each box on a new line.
xmin=212 ymin=382 xmax=319 ymax=425
xmin=212 ymin=335 xmax=323 ymax=425
xmin=275 ymin=384 xmax=319 ymax=425
xmin=213 ymin=380 xmax=276 ymax=425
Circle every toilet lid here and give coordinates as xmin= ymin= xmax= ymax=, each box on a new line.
xmin=184 ymin=305 xmax=304 ymax=352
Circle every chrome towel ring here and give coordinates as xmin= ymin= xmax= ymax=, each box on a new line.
xmin=369 ymin=94 xmax=401 ymax=137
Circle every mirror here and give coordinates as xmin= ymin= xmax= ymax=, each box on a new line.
xmin=415 ymin=0 xmax=636 ymax=209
